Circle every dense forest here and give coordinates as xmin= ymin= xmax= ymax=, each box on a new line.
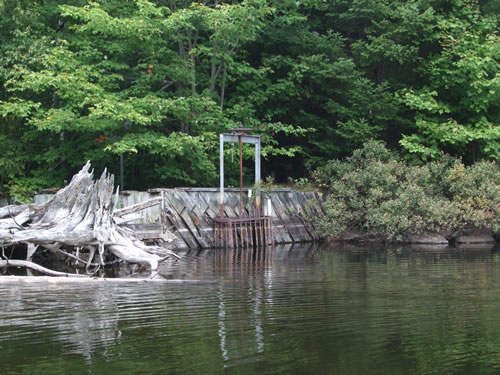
xmin=0 ymin=0 xmax=498 ymax=200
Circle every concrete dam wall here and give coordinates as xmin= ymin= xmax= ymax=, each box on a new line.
xmin=34 ymin=188 xmax=325 ymax=250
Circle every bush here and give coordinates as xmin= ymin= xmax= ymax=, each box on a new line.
xmin=446 ymin=161 xmax=500 ymax=233
xmin=315 ymin=141 xmax=500 ymax=241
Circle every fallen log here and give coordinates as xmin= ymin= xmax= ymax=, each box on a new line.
xmin=0 ymin=162 xmax=178 ymax=276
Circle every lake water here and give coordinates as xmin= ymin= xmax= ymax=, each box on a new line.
xmin=2 ymin=243 xmax=500 ymax=375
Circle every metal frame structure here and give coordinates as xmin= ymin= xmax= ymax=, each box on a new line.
xmin=215 ymin=130 xmax=274 ymax=248
xmin=219 ymin=132 xmax=261 ymax=216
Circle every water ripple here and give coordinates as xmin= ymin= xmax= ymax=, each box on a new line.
xmin=2 ymin=244 xmax=500 ymax=375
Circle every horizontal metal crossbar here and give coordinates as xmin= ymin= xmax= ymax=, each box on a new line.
xmin=222 ymin=134 xmax=259 ymax=144
xmin=214 ymin=216 xmax=271 ymax=224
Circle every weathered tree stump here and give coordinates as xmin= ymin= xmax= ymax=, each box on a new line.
xmin=0 ymin=162 xmax=178 ymax=277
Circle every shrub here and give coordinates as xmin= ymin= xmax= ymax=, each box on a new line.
xmin=445 ymin=161 xmax=500 ymax=232
xmin=316 ymin=141 xmax=500 ymax=241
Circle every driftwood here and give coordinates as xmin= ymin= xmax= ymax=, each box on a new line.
xmin=0 ymin=162 xmax=179 ymax=277
xmin=0 ymin=259 xmax=89 ymax=278
xmin=0 ymin=204 xmax=29 ymax=220
xmin=113 ymin=197 xmax=162 ymax=217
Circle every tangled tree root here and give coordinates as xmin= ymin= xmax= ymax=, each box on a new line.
xmin=0 ymin=162 xmax=179 ymax=277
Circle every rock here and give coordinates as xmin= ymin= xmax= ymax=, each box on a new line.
xmin=406 ymin=244 xmax=450 ymax=252
xmin=455 ymin=234 xmax=496 ymax=244
xmin=455 ymin=243 xmax=495 ymax=251
xmin=494 ymin=232 xmax=500 ymax=242
xmin=337 ymin=231 xmax=382 ymax=242
xmin=455 ymin=229 xmax=496 ymax=244
xmin=406 ymin=232 xmax=449 ymax=244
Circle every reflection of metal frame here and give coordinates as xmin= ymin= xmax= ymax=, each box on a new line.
xmin=219 ymin=133 xmax=261 ymax=215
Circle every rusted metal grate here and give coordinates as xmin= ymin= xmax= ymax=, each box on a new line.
xmin=214 ymin=216 xmax=274 ymax=249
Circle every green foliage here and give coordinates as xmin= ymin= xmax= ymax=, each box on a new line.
xmin=287 ymin=177 xmax=314 ymax=191
xmin=398 ymin=0 xmax=499 ymax=162
xmin=316 ymin=141 xmax=500 ymax=241
xmin=0 ymin=0 xmax=498 ymax=197
xmin=0 ymin=0 xmax=308 ymax=196
xmin=445 ymin=161 xmax=500 ymax=232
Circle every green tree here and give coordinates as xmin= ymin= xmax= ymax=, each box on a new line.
xmin=0 ymin=0 xmax=307 ymax=198
xmin=236 ymin=0 xmax=440 ymax=178
xmin=0 ymin=0 xmax=498 ymax=199
xmin=398 ymin=0 xmax=499 ymax=162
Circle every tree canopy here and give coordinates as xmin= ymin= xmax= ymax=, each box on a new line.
xmin=0 ymin=0 xmax=498 ymax=199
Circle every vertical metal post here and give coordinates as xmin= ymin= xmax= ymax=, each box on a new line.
xmin=270 ymin=217 xmax=275 ymax=247
xmin=229 ymin=222 xmax=233 ymax=248
xmin=260 ymin=220 xmax=264 ymax=248
xmin=120 ymin=154 xmax=124 ymax=190
xmin=160 ymin=190 xmax=165 ymax=235
xmin=214 ymin=222 xmax=217 ymax=247
xmin=255 ymin=137 xmax=261 ymax=217
xmin=249 ymin=219 xmax=254 ymax=248
xmin=219 ymin=133 xmax=224 ymax=217
xmin=239 ymin=134 xmax=244 ymax=218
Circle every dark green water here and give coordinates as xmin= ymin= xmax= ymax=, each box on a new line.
xmin=2 ymin=243 xmax=500 ymax=375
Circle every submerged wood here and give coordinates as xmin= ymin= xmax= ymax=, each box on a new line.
xmin=0 ymin=275 xmax=212 ymax=284
xmin=0 ymin=162 xmax=178 ymax=276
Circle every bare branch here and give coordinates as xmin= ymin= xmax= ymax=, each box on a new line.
xmin=0 ymin=259 xmax=89 ymax=278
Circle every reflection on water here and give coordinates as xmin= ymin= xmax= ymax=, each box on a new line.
xmin=2 ymin=243 xmax=500 ymax=374
xmin=0 ymin=285 xmax=121 ymax=359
